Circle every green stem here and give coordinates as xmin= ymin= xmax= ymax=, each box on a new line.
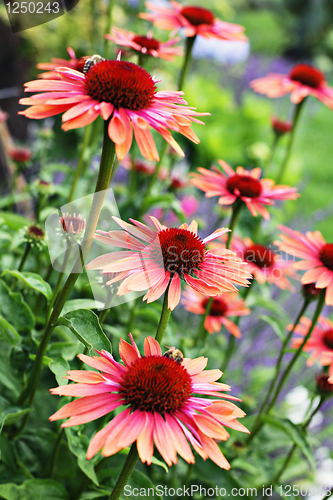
xmin=262 ymin=396 xmax=325 ymax=499
xmin=68 ymin=124 xmax=92 ymax=202
xmin=18 ymin=242 xmax=31 ymax=272
xmin=127 ymin=297 xmax=139 ymax=332
xmin=276 ymin=99 xmax=306 ymax=184
xmin=247 ymin=298 xmax=310 ymax=444
xmin=109 ymin=443 xmax=139 ymax=500
xmin=193 ymin=297 xmax=212 ymax=347
xmin=15 ymin=122 xmax=116 ymax=420
xmin=178 ymin=36 xmax=196 ymax=91
xmin=46 ymin=243 xmax=72 ymax=322
xmin=98 ymin=289 xmax=115 ymax=325
xmin=265 ymin=133 xmax=279 ymax=171
xmin=266 ymin=289 xmax=325 ymax=414
xmin=11 ymin=242 xmax=32 ymax=291
xmin=220 ymin=282 xmax=253 ymax=371
xmin=155 ymin=285 xmax=171 ymax=345
xmin=104 ymin=0 xmax=115 ymax=60
xmin=226 ymin=201 xmax=243 ymax=249
xmin=50 ymin=427 xmax=65 ymax=479
xmin=137 ymin=141 xmax=168 ymax=219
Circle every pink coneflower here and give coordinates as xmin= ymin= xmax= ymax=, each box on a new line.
xmin=316 ymin=373 xmax=333 ymax=395
xmin=19 ymin=54 xmax=207 ymax=162
xmin=60 ymin=213 xmax=86 ymax=235
xmin=37 ymin=47 xmax=86 ymax=79
xmin=190 ymin=160 xmax=299 ymax=220
xmin=9 ymin=146 xmax=31 ymax=164
xmin=271 ymin=117 xmax=292 ymax=136
xmin=274 ymin=225 xmax=333 ymax=306
xmin=250 ymin=64 xmax=333 ymax=109
xmin=291 ymin=316 xmax=333 ymax=382
xmin=106 ymin=28 xmax=183 ymax=61
xmin=229 ymin=235 xmax=297 ymax=290
xmin=182 ymin=287 xmax=250 ymax=337
xmin=139 ymin=2 xmax=247 ymax=41
xmin=86 ymin=216 xmax=251 ymax=310
xmin=49 ymin=334 xmax=248 ymax=468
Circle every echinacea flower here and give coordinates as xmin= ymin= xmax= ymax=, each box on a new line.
xmin=9 ymin=146 xmax=31 ymax=164
xmin=60 ymin=213 xmax=86 ymax=235
xmin=19 ymin=54 xmax=208 ymax=162
xmin=106 ymin=28 xmax=183 ymax=61
xmin=228 ymin=235 xmax=297 ymax=290
xmin=291 ymin=316 xmax=333 ymax=382
xmin=139 ymin=2 xmax=247 ymax=42
xmin=271 ymin=116 xmax=292 ymax=136
xmin=49 ymin=334 xmax=249 ymax=467
xmin=250 ymin=63 xmax=333 ymax=109
xmin=182 ymin=287 xmax=250 ymax=337
xmin=316 ymin=373 xmax=333 ymax=395
xmin=190 ymin=160 xmax=299 ymax=219
xmin=274 ymin=225 xmax=333 ymax=306
xmin=86 ymin=216 xmax=251 ymax=310
xmin=37 ymin=47 xmax=86 ymax=79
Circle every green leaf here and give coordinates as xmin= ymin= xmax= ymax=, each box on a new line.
xmin=0 ymin=479 xmax=69 ymax=500
xmin=62 ymin=299 xmax=104 ymax=315
xmin=0 ymin=316 xmax=21 ymax=345
xmin=49 ymin=356 xmax=70 ymax=386
xmin=0 ymin=279 xmax=34 ymax=333
xmin=65 ymin=427 xmax=99 ymax=486
xmin=259 ymin=315 xmax=286 ymax=341
xmin=0 ymin=212 xmax=32 ymax=230
xmin=0 ymin=406 xmax=31 ymax=434
xmin=261 ymin=415 xmax=315 ymax=472
xmin=130 ymin=470 xmax=163 ymax=500
xmin=2 ymin=270 xmax=52 ymax=300
xmin=151 ymin=456 xmax=168 ymax=473
xmin=0 ymin=343 xmax=22 ymax=397
xmin=57 ymin=309 xmax=111 ymax=355
xmin=0 ymin=193 xmax=31 ymax=210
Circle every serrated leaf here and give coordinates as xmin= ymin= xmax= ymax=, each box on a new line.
xmin=65 ymin=427 xmax=99 ymax=485
xmin=57 ymin=309 xmax=111 ymax=354
xmin=261 ymin=415 xmax=315 ymax=472
xmin=2 ymin=270 xmax=52 ymax=300
xmin=0 ymin=316 xmax=21 ymax=345
xmin=0 ymin=479 xmax=69 ymax=500
xmin=0 ymin=279 xmax=34 ymax=333
xmin=259 ymin=315 xmax=286 ymax=341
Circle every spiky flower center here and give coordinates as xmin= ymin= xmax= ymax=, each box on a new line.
xmin=226 ymin=174 xmax=262 ymax=198
xmin=150 ymin=228 xmax=206 ymax=276
xmin=289 ymin=64 xmax=325 ymax=89
xmin=133 ymin=35 xmax=160 ymax=51
xmin=323 ymin=329 xmax=333 ymax=350
xmin=84 ymin=60 xmax=156 ymax=110
xmin=319 ymin=243 xmax=333 ymax=271
xmin=27 ymin=225 xmax=45 ymax=239
xmin=60 ymin=213 xmax=85 ymax=235
xmin=203 ymin=296 xmax=228 ymax=317
xmin=119 ymin=355 xmax=192 ymax=413
xmin=181 ymin=6 xmax=215 ymax=26
xmin=9 ymin=147 xmax=31 ymax=163
xmin=272 ymin=117 xmax=292 ymax=135
xmin=244 ymin=244 xmax=275 ymax=269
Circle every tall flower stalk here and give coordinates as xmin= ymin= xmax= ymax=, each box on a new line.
xmin=15 ymin=122 xmax=116 ymax=418
xmin=276 ymin=99 xmax=306 ymax=183
xmin=248 ymin=288 xmax=326 ymax=444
